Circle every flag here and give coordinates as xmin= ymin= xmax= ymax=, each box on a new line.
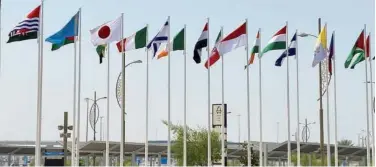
xmin=261 ymin=26 xmax=287 ymax=56
xmin=275 ymin=33 xmax=297 ymax=67
xmin=193 ymin=23 xmax=208 ymax=63
xmin=245 ymin=30 xmax=260 ymax=69
xmin=96 ymin=45 xmax=106 ymax=64
xmin=312 ymin=24 xmax=328 ymax=67
xmin=328 ymin=32 xmax=335 ymax=75
xmin=204 ymin=22 xmax=246 ymax=68
xmin=366 ymin=34 xmax=370 ymax=60
xmin=204 ymin=30 xmax=222 ymax=68
xmin=116 ymin=26 xmax=147 ymax=53
xmin=90 ymin=16 xmax=122 ymax=46
xmin=46 ymin=11 xmax=79 ymax=51
xmin=344 ymin=30 xmax=365 ymax=69
xmin=7 ymin=5 xmax=40 ymax=43
xmin=147 ymin=21 xmax=169 ymax=58
xmin=156 ymin=27 xmax=185 ymax=59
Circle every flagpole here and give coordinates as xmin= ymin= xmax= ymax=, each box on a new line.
xmin=0 ymin=0 xmax=2 ymax=76
xmin=368 ymin=32 xmax=375 ymax=166
xmin=206 ymin=18 xmax=212 ymax=167
xmin=71 ymin=8 xmax=79 ymax=166
xmin=35 ymin=0 xmax=44 ymax=166
xmin=244 ymin=19 xmax=251 ymax=167
xmin=145 ymin=24 xmax=149 ymax=167
xmin=364 ymin=24 xmax=371 ymax=167
xmin=183 ymin=24 xmax=187 ymax=167
xmin=326 ymin=57 xmax=331 ymax=167
xmin=120 ymin=13 xmax=125 ymax=166
xmin=76 ymin=8 xmax=82 ymax=166
xmin=220 ymin=26 xmax=226 ymax=167
xmin=295 ymin=29 xmax=301 ymax=167
xmin=285 ymin=21 xmax=291 ymax=167
xmin=105 ymin=42 xmax=110 ymax=166
xmin=258 ymin=28 xmax=263 ymax=167
xmin=167 ymin=16 xmax=172 ymax=167
xmin=333 ymin=31 xmax=339 ymax=167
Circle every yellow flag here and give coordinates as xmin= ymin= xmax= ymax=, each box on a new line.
xmin=312 ymin=24 xmax=327 ymax=67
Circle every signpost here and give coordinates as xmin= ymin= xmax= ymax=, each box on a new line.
xmin=212 ymin=103 xmax=228 ymax=166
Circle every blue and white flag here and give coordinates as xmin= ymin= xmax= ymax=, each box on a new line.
xmin=275 ymin=33 xmax=297 ymax=66
xmin=147 ymin=21 xmax=169 ymax=58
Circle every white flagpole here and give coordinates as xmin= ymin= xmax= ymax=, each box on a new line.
xmin=245 ymin=19 xmax=251 ymax=167
xmin=183 ymin=24 xmax=187 ymax=167
xmin=76 ymin=8 xmax=82 ymax=166
xmin=206 ymin=18 xmax=212 ymax=167
xmin=364 ymin=24 xmax=371 ymax=167
xmin=145 ymin=24 xmax=149 ymax=167
xmin=220 ymin=26 xmax=226 ymax=167
xmin=295 ymin=29 xmax=301 ymax=167
xmin=120 ymin=13 xmax=125 ymax=166
xmin=105 ymin=41 xmax=110 ymax=166
xmin=286 ymin=22 xmax=291 ymax=167
xmin=333 ymin=31 xmax=339 ymax=167
xmin=72 ymin=6 xmax=78 ymax=167
xmin=35 ymin=0 xmax=44 ymax=166
xmin=0 ymin=0 xmax=2 ymax=76
xmin=324 ymin=24 xmax=331 ymax=167
xmin=167 ymin=16 xmax=172 ymax=167
xmin=258 ymin=28 xmax=263 ymax=167
xmin=367 ymin=32 xmax=375 ymax=166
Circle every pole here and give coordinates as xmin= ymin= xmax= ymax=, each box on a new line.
xmin=285 ymin=22 xmax=291 ymax=167
xmin=277 ymin=122 xmax=279 ymax=143
xmin=76 ymin=8 xmax=82 ymax=165
xmin=295 ymin=29 xmax=301 ymax=167
xmin=220 ymin=26 xmax=226 ymax=167
xmin=258 ymin=28 xmax=263 ymax=167
xmin=245 ymin=19 xmax=251 ymax=167
xmin=145 ymin=23 xmax=149 ymax=167
xmin=71 ymin=9 xmax=78 ymax=165
xmin=167 ymin=16 xmax=171 ymax=166
xmin=86 ymin=98 xmax=89 ymax=142
xmin=368 ymin=33 xmax=375 ymax=166
xmin=364 ymin=24 xmax=371 ymax=167
xmin=120 ymin=13 xmax=125 ymax=166
xmin=333 ymin=31 xmax=339 ymax=167
xmin=0 ymin=0 xmax=2 ymax=76
xmin=183 ymin=24 xmax=187 ymax=167
xmin=64 ymin=112 xmax=68 ymax=166
xmin=326 ymin=56 xmax=331 ymax=166
xmin=207 ymin=18 xmax=212 ymax=167
xmin=105 ymin=40 xmax=110 ymax=166
xmin=318 ymin=18 xmax=325 ymax=166
xmin=94 ymin=91 xmax=97 ymax=141
xmin=100 ymin=116 xmax=103 ymax=141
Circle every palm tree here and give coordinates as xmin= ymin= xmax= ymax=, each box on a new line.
xmin=338 ymin=139 xmax=354 ymax=146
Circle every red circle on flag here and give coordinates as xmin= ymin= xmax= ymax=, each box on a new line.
xmin=98 ymin=26 xmax=111 ymax=39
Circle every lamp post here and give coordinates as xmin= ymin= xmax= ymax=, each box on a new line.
xmin=300 ymin=118 xmax=316 ymax=142
xmin=58 ymin=112 xmax=73 ymax=166
xmin=85 ymin=92 xmax=107 ymax=141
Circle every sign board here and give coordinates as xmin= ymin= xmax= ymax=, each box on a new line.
xmin=212 ymin=104 xmax=227 ymax=127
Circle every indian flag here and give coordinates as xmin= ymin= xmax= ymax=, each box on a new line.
xmin=261 ymin=26 xmax=287 ymax=56
xmin=245 ymin=30 xmax=260 ymax=68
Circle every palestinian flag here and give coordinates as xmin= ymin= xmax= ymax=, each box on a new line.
xmin=193 ymin=23 xmax=208 ymax=64
xmin=116 ymin=26 xmax=147 ymax=52
xmin=345 ymin=30 xmax=365 ymax=69
xmin=51 ymin=37 xmax=74 ymax=51
xmin=245 ymin=30 xmax=260 ymax=69
xmin=96 ymin=45 xmax=107 ymax=64
xmin=261 ymin=26 xmax=287 ymax=56
xmin=7 ymin=5 xmax=40 ymax=43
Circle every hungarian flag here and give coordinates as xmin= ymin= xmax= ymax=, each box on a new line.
xmin=245 ymin=30 xmax=260 ymax=69
xmin=204 ymin=30 xmax=222 ymax=68
xmin=193 ymin=23 xmax=208 ymax=64
xmin=116 ymin=26 xmax=147 ymax=53
xmin=261 ymin=26 xmax=286 ymax=56
xmin=156 ymin=27 xmax=185 ymax=59
xmin=90 ymin=16 xmax=122 ymax=46
xmin=345 ymin=30 xmax=365 ymax=69
xmin=7 ymin=5 xmax=40 ymax=43
xmin=204 ymin=22 xmax=246 ymax=68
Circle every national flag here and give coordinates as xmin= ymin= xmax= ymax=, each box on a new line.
xmin=312 ymin=24 xmax=328 ymax=67
xmin=193 ymin=23 xmax=208 ymax=64
xmin=350 ymin=34 xmax=371 ymax=69
xmin=90 ymin=16 xmax=122 ymax=46
xmin=156 ymin=27 xmax=185 ymax=59
xmin=96 ymin=45 xmax=106 ymax=64
xmin=7 ymin=5 xmax=40 ymax=43
xmin=147 ymin=21 xmax=169 ymax=58
xmin=328 ymin=32 xmax=335 ymax=75
xmin=204 ymin=30 xmax=222 ymax=68
xmin=204 ymin=22 xmax=246 ymax=68
xmin=46 ymin=11 xmax=79 ymax=51
xmin=275 ymin=32 xmax=297 ymax=67
xmin=245 ymin=30 xmax=260 ymax=69
xmin=116 ymin=26 xmax=147 ymax=53
xmin=344 ymin=30 xmax=365 ymax=69
xmin=366 ymin=34 xmax=370 ymax=60
xmin=261 ymin=26 xmax=287 ymax=56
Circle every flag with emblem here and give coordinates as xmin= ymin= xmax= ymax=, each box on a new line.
xmin=7 ymin=5 xmax=40 ymax=43
xmin=90 ymin=16 xmax=122 ymax=46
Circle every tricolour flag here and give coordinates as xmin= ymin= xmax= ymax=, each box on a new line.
xmin=90 ymin=16 xmax=122 ymax=46
xmin=275 ymin=32 xmax=297 ymax=67
xmin=193 ymin=23 xmax=208 ymax=63
xmin=147 ymin=21 xmax=169 ymax=58
xmin=204 ymin=30 xmax=222 ymax=68
xmin=7 ymin=5 xmax=40 ymax=43
xmin=344 ymin=30 xmax=365 ymax=69
xmin=261 ymin=26 xmax=286 ymax=56
xmin=245 ymin=30 xmax=260 ymax=68
xmin=312 ymin=24 xmax=328 ymax=67
xmin=116 ymin=26 xmax=147 ymax=53
xmin=46 ymin=11 xmax=79 ymax=51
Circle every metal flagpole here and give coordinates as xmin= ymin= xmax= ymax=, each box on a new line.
xmin=364 ymin=24 xmax=371 ymax=167
xmin=145 ymin=24 xmax=149 ymax=167
xmin=220 ymin=26 xmax=226 ymax=167
xmin=206 ymin=18 xmax=212 ymax=167
xmin=367 ymin=32 xmax=375 ymax=166
xmin=258 ymin=28 xmax=263 ymax=167
xmin=285 ymin=22 xmax=291 ymax=167
xmin=72 ymin=6 xmax=78 ymax=166
xmin=120 ymin=13 xmax=125 ymax=166
xmin=105 ymin=41 xmax=110 ymax=166
xmin=245 ymin=19 xmax=251 ymax=167
xmin=326 ymin=58 xmax=331 ymax=167
xmin=35 ymin=0 xmax=44 ymax=165
xmin=167 ymin=16 xmax=171 ymax=166
xmin=333 ymin=31 xmax=339 ymax=167
xmin=295 ymin=29 xmax=301 ymax=167
xmin=76 ymin=8 xmax=82 ymax=166
xmin=183 ymin=24 xmax=187 ymax=167
xmin=0 ymin=0 xmax=2 ymax=76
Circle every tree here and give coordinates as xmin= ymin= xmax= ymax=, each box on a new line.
xmin=163 ymin=120 xmax=221 ymax=166
xmin=338 ymin=139 xmax=354 ymax=146
xmin=238 ymin=142 xmax=259 ymax=166
xmin=291 ymin=153 xmax=336 ymax=166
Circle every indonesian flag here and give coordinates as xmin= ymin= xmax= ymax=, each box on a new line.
xmin=204 ymin=22 xmax=247 ymax=68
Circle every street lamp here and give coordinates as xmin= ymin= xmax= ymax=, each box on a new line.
xmin=58 ymin=112 xmax=73 ymax=166
xmin=85 ymin=93 xmax=107 ymax=142
xmin=298 ymin=33 xmax=318 ymax=38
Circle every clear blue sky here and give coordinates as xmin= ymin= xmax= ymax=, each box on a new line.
xmin=0 ymin=0 xmax=374 ymax=145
